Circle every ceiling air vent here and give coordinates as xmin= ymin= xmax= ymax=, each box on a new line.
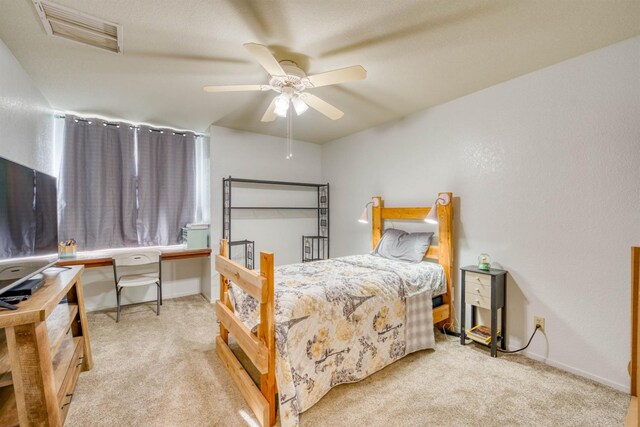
xmin=33 ymin=1 xmax=122 ymax=53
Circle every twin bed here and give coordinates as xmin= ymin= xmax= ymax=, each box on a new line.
xmin=214 ymin=193 xmax=454 ymax=426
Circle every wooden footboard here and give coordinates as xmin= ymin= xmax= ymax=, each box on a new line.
xmin=215 ymin=239 xmax=277 ymax=426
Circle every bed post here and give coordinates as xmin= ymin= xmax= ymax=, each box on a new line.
xmin=259 ymin=252 xmax=277 ymax=426
xmin=219 ymin=239 xmax=230 ymax=342
xmin=371 ymin=196 xmax=384 ymax=249
xmin=437 ymin=192 xmax=454 ymax=331
xmin=628 ymin=247 xmax=640 ymax=425
xmin=631 ymin=247 xmax=640 ymax=394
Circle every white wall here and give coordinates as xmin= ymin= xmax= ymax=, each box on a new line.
xmin=0 ymin=39 xmax=53 ymax=174
xmin=321 ymin=36 xmax=640 ymax=391
xmin=207 ymin=126 xmax=323 ymax=299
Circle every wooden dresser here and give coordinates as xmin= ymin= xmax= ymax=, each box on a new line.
xmin=0 ymin=266 xmax=92 ymax=427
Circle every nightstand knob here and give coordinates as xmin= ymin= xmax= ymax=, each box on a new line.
xmin=476 ymin=288 xmax=480 ymax=293
xmin=476 ymin=299 xmax=480 ymax=304
xmin=476 ymin=277 xmax=482 ymax=282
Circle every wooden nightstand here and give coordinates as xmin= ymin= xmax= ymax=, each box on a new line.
xmin=460 ymin=265 xmax=507 ymax=357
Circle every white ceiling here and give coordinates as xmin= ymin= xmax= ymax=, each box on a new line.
xmin=0 ymin=0 xmax=638 ymax=143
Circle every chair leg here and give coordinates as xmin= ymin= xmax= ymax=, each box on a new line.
xmin=116 ymin=287 xmax=121 ymax=323
xmin=156 ymin=283 xmax=160 ymax=316
xmin=159 ymin=281 xmax=163 ymax=306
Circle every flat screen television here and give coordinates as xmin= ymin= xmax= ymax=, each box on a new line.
xmin=0 ymin=157 xmax=58 ymax=309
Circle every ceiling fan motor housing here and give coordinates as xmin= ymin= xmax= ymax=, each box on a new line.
xmin=269 ymin=60 xmax=310 ymax=93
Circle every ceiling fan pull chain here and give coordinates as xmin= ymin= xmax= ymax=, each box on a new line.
xmin=286 ymin=110 xmax=293 ymax=160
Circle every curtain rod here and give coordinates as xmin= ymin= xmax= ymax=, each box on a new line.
xmin=54 ymin=114 xmax=209 ymax=137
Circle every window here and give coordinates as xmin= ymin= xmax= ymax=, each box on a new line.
xmin=56 ymin=115 xmax=209 ymax=251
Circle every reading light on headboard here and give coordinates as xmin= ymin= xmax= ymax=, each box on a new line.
xmin=424 ymin=194 xmax=451 ymax=224
xmin=357 ymin=197 xmax=380 ymax=224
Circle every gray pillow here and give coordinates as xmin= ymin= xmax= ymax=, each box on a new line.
xmin=372 ymin=228 xmax=433 ymax=263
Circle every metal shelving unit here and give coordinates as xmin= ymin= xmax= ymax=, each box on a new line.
xmin=222 ymin=176 xmax=330 ymax=267
xmin=302 ymin=235 xmax=329 ymax=262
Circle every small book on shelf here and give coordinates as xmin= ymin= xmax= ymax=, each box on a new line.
xmin=466 ymin=324 xmax=499 ymax=345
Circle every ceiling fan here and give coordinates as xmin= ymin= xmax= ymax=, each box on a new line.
xmin=203 ymin=43 xmax=367 ymax=122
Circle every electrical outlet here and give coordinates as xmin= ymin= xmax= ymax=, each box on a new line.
xmin=534 ymin=316 xmax=545 ymax=332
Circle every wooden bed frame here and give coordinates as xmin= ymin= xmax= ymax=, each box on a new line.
xmin=371 ymin=193 xmax=454 ymax=328
xmin=214 ymin=192 xmax=453 ymax=426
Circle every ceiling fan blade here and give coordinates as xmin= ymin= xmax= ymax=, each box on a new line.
xmin=127 ymin=50 xmax=250 ymax=64
xmin=299 ymin=93 xmax=344 ymax=120
xmin=203 ymin=84 xmax=269 ymax=93
xmin=306 ymin=65 xmax=367 ymax=88
xmin=261 ymin=97 xmax=278 ymax=122
xmin=243 ymin=42 xmax=286 ymax=77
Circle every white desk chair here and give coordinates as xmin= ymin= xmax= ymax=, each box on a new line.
xmin=112 ymin=250 xmax=162 ymax=323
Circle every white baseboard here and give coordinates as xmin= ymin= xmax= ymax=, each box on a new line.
xmin=451 ymin=324 xmax=629 ymax=394
xmin=520 ymin=349 xmax=629 ymax=393
xmin=85 ymin=290 xmax=204 ymax=313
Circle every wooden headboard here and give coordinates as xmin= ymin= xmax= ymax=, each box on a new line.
xmin=371 ymin=193 xmax=454 ymax=328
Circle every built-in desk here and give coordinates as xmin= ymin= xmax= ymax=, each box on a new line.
xmin=54 ymin=247 xmax=212 ymax=312
xmin=57 ymin=248 xmax=212 ymax=268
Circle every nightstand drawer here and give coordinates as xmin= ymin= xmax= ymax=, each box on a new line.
xmin=465 ymin=272 xmax=491 ymax=287
xmin=466 ymin=282 xmax=491 ymax=298
xmin=465 ymin=292 xmax=491 ymax=310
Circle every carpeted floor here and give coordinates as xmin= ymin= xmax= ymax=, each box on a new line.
xmin=66 ymin=295 xmax=628 ymax=427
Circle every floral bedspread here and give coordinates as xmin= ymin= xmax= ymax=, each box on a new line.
xmin=227 ymin=254 xmax=445 ymax=427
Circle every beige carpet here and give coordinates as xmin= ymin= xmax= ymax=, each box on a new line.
xmin=66 ymin=295 xmax=628 ymax=427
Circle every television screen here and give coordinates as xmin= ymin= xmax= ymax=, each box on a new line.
xmin=0 ymin=157 xmax=58 ymax=259
xmin=35 ymin=171 xmax=58 ymax=255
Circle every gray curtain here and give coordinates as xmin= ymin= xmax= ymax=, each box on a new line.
xmin=137 ymin=126 xmax=196 ymax=245
xmin=58 ymin=116 xmax=137 ymax=250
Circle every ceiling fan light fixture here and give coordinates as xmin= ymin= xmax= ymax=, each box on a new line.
xmin=274 ymin=93 xmax=290 ymax=117
xmin=292 ymin=96 xmax=309 ymax=116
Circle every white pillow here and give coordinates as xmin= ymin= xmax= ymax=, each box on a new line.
xmin=372 ymin=228 xmax=434 ymax=263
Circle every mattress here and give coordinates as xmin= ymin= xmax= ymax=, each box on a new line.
xmin=228 ymin=254 xmax=446 ymax=427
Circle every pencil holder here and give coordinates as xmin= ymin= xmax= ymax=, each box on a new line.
xmin=58 ymin=244 xmax=77 ymax=258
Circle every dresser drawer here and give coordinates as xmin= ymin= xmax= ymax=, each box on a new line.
xmin=465 ymin=272 xmax=492 ymax=287
xmin=58 ymin=336 xmax=84 ymax=423
xmin=466 ymin=281 xmax=491 ymax=298
xmin=465 ymin=292 xmax=491 ymax=310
